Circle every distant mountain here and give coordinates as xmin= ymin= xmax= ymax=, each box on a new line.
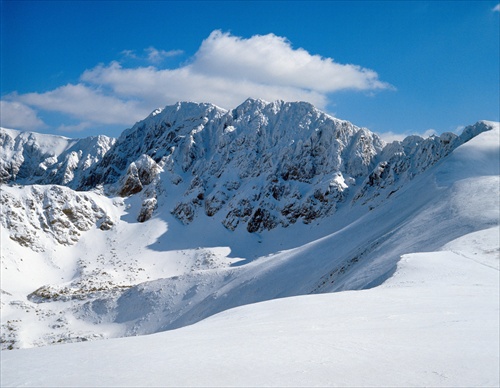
xmin=0 ymin=99 xmax=498 ymax=354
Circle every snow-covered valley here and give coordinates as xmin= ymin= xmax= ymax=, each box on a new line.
xmin=1 ymin=99 xmax=498 ymax=386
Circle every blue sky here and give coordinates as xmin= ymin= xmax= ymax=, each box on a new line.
xmin=1 ymin=1 xmax=499 ymax=140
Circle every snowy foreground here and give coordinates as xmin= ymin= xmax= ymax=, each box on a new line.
xmin=2 ymin=226 xmax=499 ymax=387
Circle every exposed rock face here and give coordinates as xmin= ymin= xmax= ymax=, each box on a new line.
xmin=0 ymin=128 xmax=115 ymax=188
xmin=0 ymin=185 xmax=112 ymax=251
xmin=118 ymin=155 xmax=162 ymax=197
xmin=79 ymin=99 xmax=388 ymax=231
xmin=1 ymin=100 xmax=493 ymax=234
xmin=77 ymin=102 xmax=227 ymax=189
xmin=352 ymin=121 xmax=494 ymax=207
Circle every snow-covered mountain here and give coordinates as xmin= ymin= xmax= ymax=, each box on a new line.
xmin=3 ymin=226 xmax=498 ymax=387
xmin=1 ymin=99 xmax=499 ymax=386
xmin=0 ymin=128 xmax=115 ymax=189
xmin=3 ymin=99 xmax=488 ymax=234
xmin=76 ymin=99 xmax=386 ymax=230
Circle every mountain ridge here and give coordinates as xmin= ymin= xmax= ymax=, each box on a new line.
xmin=1 ymin=99 xmax=493 ymax=235
xmin=0 ymin=99 xmax=498 ymax=351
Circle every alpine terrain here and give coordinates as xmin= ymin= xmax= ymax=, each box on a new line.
xmin=1 ymin=99 xmax=499 ymax=387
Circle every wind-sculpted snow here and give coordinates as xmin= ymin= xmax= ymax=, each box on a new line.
xmin=2 ymin=227 xmax=499 ymax=387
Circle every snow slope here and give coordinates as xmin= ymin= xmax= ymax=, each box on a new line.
xmin=1 ymin=120 xmax=498 ymax=351
xmin=1 ymin=226 xmax=498 ymax=387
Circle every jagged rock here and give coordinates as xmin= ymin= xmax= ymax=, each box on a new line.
xmin=352 ymin=127 xmax=485 ymax=207
xmin=2 ymin=101 xmax=495 ymax=235
xmin=205 ymin=191 xmax=228 ymax=217
xmin=0 ymin=128 xmax=115 ymax=188
xmin=172 ymin=202 xmax=196 ymax=224
xmin=247 ymin=207 xmax=278 ymax=233
xmin=222 ymin=199 xmax=254 ymax=231
xmin=98 ymin=216 xmax=114 ymax=231
xmin=118 ymin=164 xmax=143 ymax=197
xmin=0 ymin=185 xmax=113 ymax=250
xmin=137 ymin=198 xmax=157 ymax=223
xmin=118 ymin=155 xmax=161 ymax=197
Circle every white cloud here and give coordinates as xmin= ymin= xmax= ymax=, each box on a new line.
xmin=120 ymin=49 xmax=138 ymax=59
xmin=493 ymin=4 xmax=500 ymax=12
xmin=56 ymin=122 xmax=93 ymax=133
xmin=81 ymin=61 xmax=328 ymax=110
xmin=375 ymin=131 xmax=407 ymax=143
xmin=377 ymin=125 xmax=471 ymax=144
xmin=121 ymin=47 xmax=183 ymax=64
xmin=8 ymin=30 xmax=392 ymax=131
xmin=191 ymin=30 xmax=392 ymax=93
xmin=145 ymin=47 xmax=183 ymax=63
xmin=16 ymin=83 xmax=149 ymax=125
xmin=80 ymin=30 xmax=390 ymax=112
xmin=421 ymin=128 xmax=438 ymax=138
xmin=0 ymin=100 xmax=46 ymax=130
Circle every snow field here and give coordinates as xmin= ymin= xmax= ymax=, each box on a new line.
xmin=2 ymin=226 xmax=498 ymax=387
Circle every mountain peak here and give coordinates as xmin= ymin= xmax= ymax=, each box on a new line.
xmin=2 ymin=101 xmax=496 ymax=233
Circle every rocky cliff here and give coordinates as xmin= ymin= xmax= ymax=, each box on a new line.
xmin=1 ymin=99 xmax=493 ymax=237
